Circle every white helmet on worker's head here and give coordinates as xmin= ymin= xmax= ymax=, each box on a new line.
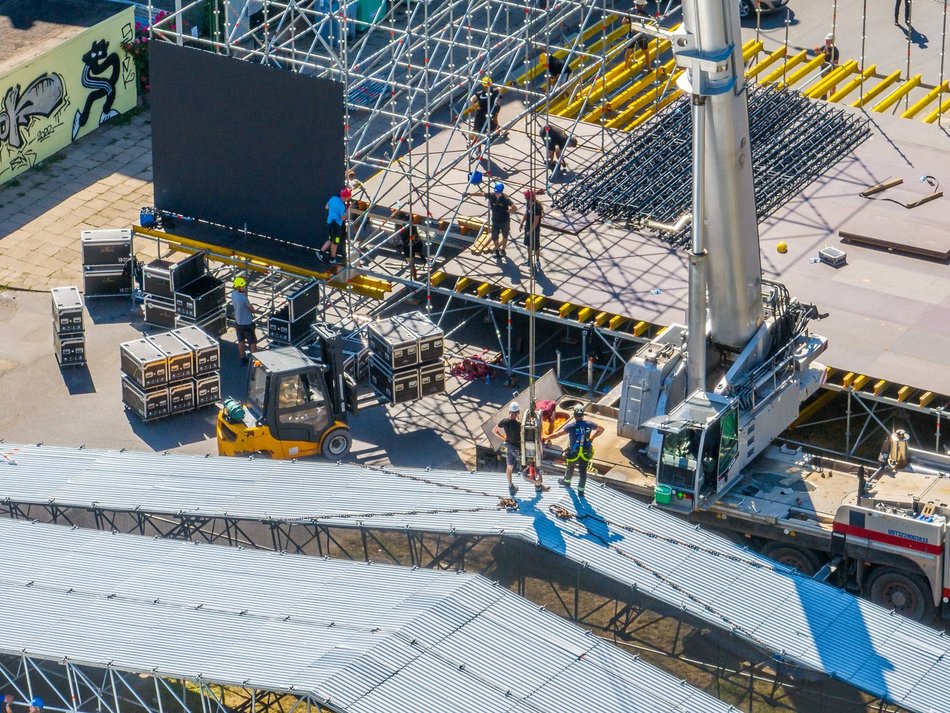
xmin=509 ymin=401 xmax=521 ymax=413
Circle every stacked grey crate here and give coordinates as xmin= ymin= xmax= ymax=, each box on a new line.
xmin=81 ymin=229 xmax=133 ymax=297
xmin=142 ymin=252 xmax=226 ymax=336
xmin=267 ymin=281 xmax=320 ymax=346
xmin=120 ymin=326 xmax=220 ymax=422
xmin=50 ymin=286 xmax=86 ymax=367
xmin=368 ymin=311 xmax=444 ymax=404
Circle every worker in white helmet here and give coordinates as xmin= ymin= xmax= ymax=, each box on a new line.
xmin=492 ymin=401 xmax=523 ymax=495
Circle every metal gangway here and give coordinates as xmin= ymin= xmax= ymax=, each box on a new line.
xmin=2 ymin=444 xmax=949 ymax=713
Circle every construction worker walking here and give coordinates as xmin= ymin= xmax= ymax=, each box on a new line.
xmin=543 ymin=404 xmax=603 ymax=497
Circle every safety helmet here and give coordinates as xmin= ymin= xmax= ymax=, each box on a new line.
xmin=481 ymin=76 xmax=493 ymax=87
xmin=340 ymin=187 xmax=352 ymax=199
xmin=30 ymin=698 xmax=45 ymax=710
xmin=825 ymin=32 xmax=834 ymax=41
xmin=494 ymin=181 xmax=505 ymax=193
xmin=509 ymin=401 xmax=521 ymax=413
xmin=776 ymin=241 xmax=788 ymax=254
xmin=233 ymin=276 xmax=247 ymax=289
xmin=572 ymin=404 xmax=585 ymax=417
xmin=523 ymin=189 xmax=535 ymax=199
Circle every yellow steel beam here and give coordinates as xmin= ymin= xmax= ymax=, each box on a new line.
xmin=852 ymin=69 xmax=902 ymax=108
xmin=606 ymin=68 xmax=683 ymax=129
xmin=919 ymin=391 xmax=935 ymax=408
xmin=747 ymin=46 xmax=787 ymax=80
xmin=559 ymin=303 xmax=576 ymax=318
xmin=897 ymin=385 xmax=913 ymax=402
xmin=842 ymin=372 xmax=856 ymax=388
xmin=594 ymin=311 xmax=610 ymax=327
xmin=455 ymin=276 xmax=473 ymax=292
xmin=924 ymin=94 xmax=950 ymax=123
xmin=851 ymin=374 xmax=870 ymax=391
xmin=499 ymin=288 xmax=518 ymax=304
xmin=873 ymin=74 xmax=921 ymax=112
xmin=576 ymin=306 xmax=595 ymax=322
xmin=603 ymin=59 xmax=678 ymax=129
xmin=608 ymin=315 xmax=626 ymax=330
xmin=632 ymin=321 xmax=649 ymax=337
xmin=902 ymin=80 xmax=949 ymax=118
xmin=776 ymin=54 xmax=825 ymax=91
xmin=805 ymin=59 xmax=858 ymax=99
xmin=873 ymin=379 xmax=888 ymax=397
xmin=624 ymin=91 xmax=680 ymax=130
xmin=827 ymin=64 xmax=877 ymax=103
xmin=759 ymin=50 xmax=807 ymax=86
xmin=430 ymin=271 xmax=448 ymax=287
xmin=476 ymin=282 xmax=494 ymax=298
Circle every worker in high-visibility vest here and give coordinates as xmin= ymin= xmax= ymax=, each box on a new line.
xmin=543 ymin=404 xmax=603 ymax=498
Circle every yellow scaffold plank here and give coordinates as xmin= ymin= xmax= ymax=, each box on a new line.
xmin=547 ymin=24 xmax=631 ymax=115
xmin=632 ymin=320 xmax=649 ymax=337
xmin=575 ymin=54 xmax=651 ymax=122
xmin=455 ymin=276 xmax=473 ymax=292
xmin=924 ymin=94 xmax=950 ymax=123
xmin=827 ymin=64 xmax=877 ymax=103
xmin=919 ymin=391 xmax=935 ymax=408
xmin=476 ymin=282 xmax=494 ymax=298
xmin=901 ymin=80 xmax=949 ymax=118
xmin=607 ymin=68 xmax=683 ymax=129
xmin=608 ymin=315 xmax=626 ymax=330
xmin=759 ymin=50 xmax=807 ymax=86
xmin=851 ymin=374 xmax=870 ymax=391
xmin=852 ymin=69 xmax=902 ymax=108
xmin=805 ymin=59 xmax=858 ymax=99
xmin=747 ymin=46 xmax=787 ymax=80
xmin=743 ymin=40 xmax=764 ymax=62
xmin=603 ymin=60 xmax=678 ymax=129
xmin=776 ymin=54 xmax=825 ymax=91
xmin=873 ymin=380 xmax=888 ymax=397
xmin=897 ymin=385 xmax=913 ymax=402
xmin=842 ymin=371 xmax=856 ymax=388
xmin=525 ymin=295 xmax=547 ymax=312
xmin=576 ymin=306 xmax=595 ymax=322
xmin=429 ymin=271 xmax=448 ymax=287
xmin=499 ymin=288 xmax=518 ymax=304
xmin=593 ymin=311 xmax=610 ymax=327
xmin=559 ymin=303 xmax=576 ymax=318
xmin=873 ymin=74 xmax=921 ymax=112
xmin=625 ymin=91 xmax=680 ymax=130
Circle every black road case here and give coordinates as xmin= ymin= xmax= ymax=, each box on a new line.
xmin=369 ymin=355 xmax=419 ymax=404
xmin=144 ymin=296 xmax=177 ymax=329
xmin=81 ymin=228 xmax=132 ymax=266
xmin=146 ymin=332 xmax=194 ymax=382
xmin=418 ymin=360 xmax=445 ymax=397
xmin=172 ymin=325 xmax=220 ymax=374
xmin=287 ymin=281 xmax=320 ymax=321
xmin=51 ymin=286 xmax=84 ymax=334
xmin=175 ymin=273 xmax=225 ymax=319
xmin=121 ymin=376 xmax=169 ymax=421
xmin=168 ymin=379 xmax=196 ymax=414
xmin=397 ymin=311 xmax=444 ymax=364
xmin=367 ymin=318 xmax=419 ymax=370
xmin=54 ymin=331 xmax=86 ymax=367
xmin=83 ymin=264 xmax=132 ymax=297
xmin=194 ymin=372 xmax=221 ymax=407
xmin=120 ymin=338 xmax=168 ymax=387
xmin=143 ymin=259 xmax=175 ymax=299
xmin=268 ymin=305 xmax=315 ymax=345
xmin=175 ymin=307 xmax=227 ymax=338
xmin=168 ymin=252 xmax=206 ymax=293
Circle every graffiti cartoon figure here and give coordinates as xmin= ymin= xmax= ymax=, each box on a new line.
xmin=0 ymin=73 xmax=66 ymax=151
xmin=72 ymin=39 xmax=120 ymax=141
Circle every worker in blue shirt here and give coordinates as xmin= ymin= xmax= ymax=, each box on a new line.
xmin=543 ymin=404 xmax=603 ymax=497
xmin=321 ymin=188 xmax=351 ymax=263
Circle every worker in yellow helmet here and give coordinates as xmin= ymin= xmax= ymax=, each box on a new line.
xmin=231 ymin=276 xmax=257 ymax=364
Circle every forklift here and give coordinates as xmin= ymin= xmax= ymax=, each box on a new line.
xmin=216 ymin=324 xmax=369 ymax=459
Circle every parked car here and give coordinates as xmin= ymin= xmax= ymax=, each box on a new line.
xmin=739 ymin=0 xmax=789 ymax=18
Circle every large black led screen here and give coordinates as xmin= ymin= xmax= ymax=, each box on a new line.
xmin=150 ymin=42 xmax=344 ymax=248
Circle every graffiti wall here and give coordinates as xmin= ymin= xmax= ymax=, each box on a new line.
xmin=0 ymin=7 xmax=137 ymax=185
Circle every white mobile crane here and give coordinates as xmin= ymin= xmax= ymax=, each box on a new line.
xmin=537 ymin=0 xmax=950 ymax=623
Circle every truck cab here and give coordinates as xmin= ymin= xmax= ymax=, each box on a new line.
xmin=652 ymin=391 xmax=741 ymax=511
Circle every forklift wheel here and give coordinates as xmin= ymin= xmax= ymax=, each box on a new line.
xmin=321 ymin=428 xmax=352 ymax=459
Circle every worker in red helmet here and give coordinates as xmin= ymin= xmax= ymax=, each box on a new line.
xmin=321 ymin=188 xmax=350 ymax=264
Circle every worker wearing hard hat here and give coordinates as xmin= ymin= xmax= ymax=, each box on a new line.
xmin=470 ymin=75 xmax=502 ymax=137
xmin=231 ymin=276 xmax=257 ymax=364
xmin=484 ymin=181 xmax=516 ymax=259
xmin=543 ymin=404 xmax=604 ymax=498
xmin=492 ymin=401 xmax=523 ymax=496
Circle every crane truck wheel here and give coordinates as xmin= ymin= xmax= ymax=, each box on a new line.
xmin=321 ymin=427 xmax=352 ymax=460
xmin=738 ymin=0 xmax=753 ymax=18
xmin=866 ymin=567 xmax=934 ymax=622
xmin=761 ymin=543 xmax=823 ymax=576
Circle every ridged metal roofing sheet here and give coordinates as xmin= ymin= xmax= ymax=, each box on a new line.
xmin=1 ymin=444 xmax=949 ymax=712
xmin=0 ymin=517 xmax=733 ymax=713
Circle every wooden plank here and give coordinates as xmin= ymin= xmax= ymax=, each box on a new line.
xmin=842 ymin=372 xmax=856 ymax=388
xmin=805 ymin=60 xmax=857 ymax=99
xmin=924 ymin=94 xmax=950 ymax=124
xmin=776 ymin=54 xmax=825 ymax=91
xmin=852 ymin=374 xmax=870 ymax=390
xmin=759 ymin=50 xmax=807 ymax=86
xmin=430 ymin=271 xmax=447 ymax=287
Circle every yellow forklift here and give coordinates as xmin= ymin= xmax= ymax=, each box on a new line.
xmin=216 ymin=324 xmax=369 ymax=459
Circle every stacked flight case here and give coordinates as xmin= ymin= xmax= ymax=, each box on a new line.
xmin=268 ymin=281 xmax=320 ymax=346
xmin=120 ymin=326 xmax=221 ymax=422
xmin=50 ymin=286 xmax=86 ymax=367
xmin=367 ymin=311 xmax=444 ymax=404
xmin=81 ymin=228 xmax=133 ymax=298
xmin=142 ymin=252 xmax=227 ymax=337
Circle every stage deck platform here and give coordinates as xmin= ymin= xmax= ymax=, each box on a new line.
xmin=361 ymin=106 xmax=950 ymax=402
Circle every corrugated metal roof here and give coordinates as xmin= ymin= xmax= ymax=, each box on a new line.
xmin=1 ymin=444 xmax=949 ymax=713
xmin=0 ymin=518 xmax=732 ymax=713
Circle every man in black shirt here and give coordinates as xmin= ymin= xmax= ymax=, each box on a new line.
xmin=470 ymin=76 xmax=501 ymax=137
xmin=492 ymin=401 xmax=523 ymax=495
xmin=540 ymin=124 xmax=578 ymax=168
xmin=485 ymin=181 xmax=515 ymax=258
xmin=392 ymin=210 xmax=424 ymax=280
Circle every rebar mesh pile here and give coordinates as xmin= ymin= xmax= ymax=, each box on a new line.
xmin=552 ymin=86 xmax=872 ymax=247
